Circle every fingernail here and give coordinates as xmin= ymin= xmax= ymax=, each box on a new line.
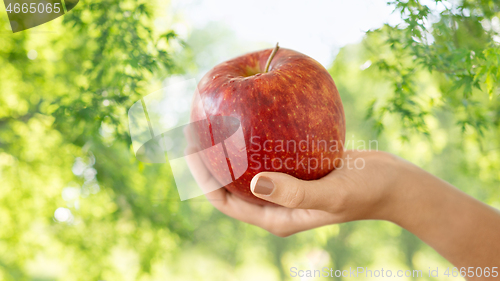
xmin=253 ymin=176 xmax=274 ymax=195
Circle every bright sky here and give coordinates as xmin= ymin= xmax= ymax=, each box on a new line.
xmin=171 ymin=0 xmax=403 ymax=67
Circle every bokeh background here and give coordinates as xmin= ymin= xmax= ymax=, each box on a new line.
xmin=1 ymin=0 xmax=499 ymax=280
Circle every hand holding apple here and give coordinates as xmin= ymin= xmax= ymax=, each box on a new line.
xmin=190 ymin=44 xmax=345 ymax=204
xmin=184 ymin=125 xmax=404 ymax=237
xmin=186 ymin=45 xmax=500 ymax=272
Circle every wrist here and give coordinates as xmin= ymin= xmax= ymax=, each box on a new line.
xmin=350 ymin=152 xmax=417 ymax=222
xmin=382 ymin=159 xmax=446 ymax=229
xmin=374 ymin=155 xmax=427 ymax=223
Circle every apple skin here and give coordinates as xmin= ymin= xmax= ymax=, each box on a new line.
xmin=190 ymin=47 xmax=345 ymax=205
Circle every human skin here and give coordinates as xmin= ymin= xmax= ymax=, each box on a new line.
xmin=184 ymin=131 xmax=500 ymax=280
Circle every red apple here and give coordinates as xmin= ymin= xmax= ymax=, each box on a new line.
xmin=190 ymin=45 xmax=345 ymax=205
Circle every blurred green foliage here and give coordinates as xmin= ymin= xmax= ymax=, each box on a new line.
xmin=367 ymin=0 xmax=500 ymax=140
xmin=0 ymin=0 xmax=499 ymax=280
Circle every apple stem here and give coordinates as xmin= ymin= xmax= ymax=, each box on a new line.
xmin=264 ymin=42 xmax=280 ymax=73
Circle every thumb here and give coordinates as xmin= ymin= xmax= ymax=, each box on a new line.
xmin=250 ymin=172 xmax=334 ymax=210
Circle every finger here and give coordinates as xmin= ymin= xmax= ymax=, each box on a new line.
xmin=217 ymin=193 xmax=331 ymax=236
xmin=183 ymin=145 xmax=226 ymax=200
xmin=250 ymin=172 xmax=342 ymax=211
xmin=184 ymin=146 xmax=211 ymax=184
xmin=186 ymin=150 xmax=341 ymax=236
xmin=183 ymin=124 xmax=193 ymax=141
xmin=184 ymin=149 xmax=286 ymax=228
